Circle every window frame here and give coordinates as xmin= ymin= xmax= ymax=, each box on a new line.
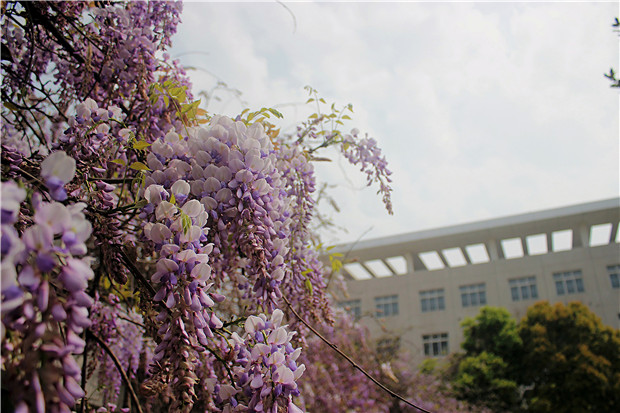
xmin=459 ymin=283 xmax=487 ymax=307
xmin=420 ymin=288 xmax=445 ymax=313
xmin=608 ymin=264 xmax=620 ymax=289
xmin=553 ymin=270 xmax=585 ymax=295
xmin=374 ymin=294 xmax=399 ymax=317
xmin=338 ymin=299 xmax=362 ymax=320
xmin=422 ymin=333 xmax=449 ymax=356
xmin=509 ymin=276 xmax=539 ymax=301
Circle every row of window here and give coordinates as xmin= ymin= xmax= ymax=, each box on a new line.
xmin=339 ymin=265 xmax=619 ymax=319
xmin=376 ymin=334 xmax=449 ymax=358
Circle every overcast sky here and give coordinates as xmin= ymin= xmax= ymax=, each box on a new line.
xmin=170 ymin=1 xmax=619 ymax=245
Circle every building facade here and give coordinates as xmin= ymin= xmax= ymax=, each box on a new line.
xmin=332 ymin=198 xmax=620 ymax=363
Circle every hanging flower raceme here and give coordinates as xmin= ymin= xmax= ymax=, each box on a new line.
xmin=140 ymin=176 xmax=222 ymax=411
xmin=137 ymin=115 xmax=322 ymax=409
xmin=0 ymin=181 xmax=95 ymax=412
xmin=210 ymin=309 xmax=305 ymax=413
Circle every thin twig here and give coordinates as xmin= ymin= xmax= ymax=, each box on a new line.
xmin=87 ymin=329 xmax=144 ymax=413
xmin=115 ymin=246 xmax=157 ymax=297
xmin=79 ymin=331 xmax=89 ymax=413
xmin=115 ymin=246 xmax=241 ymax=389
xmin=282 ymin=295 xmax=433 ymax=413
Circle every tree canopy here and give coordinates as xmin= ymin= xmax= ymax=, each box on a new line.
xmin=519 ymin=301 xmax=620 ymax=412
xmin=453 ymin=307 xmax=522 ymax=412
xmin=451 ymin=303 xmax=620 ymax=412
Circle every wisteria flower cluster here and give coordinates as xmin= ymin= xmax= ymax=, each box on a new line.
xmin=1 ymin=177 xmax=94 ymax=412
xmin=1 ymin=1 xmax=399 ymax=412
xmin=210 ymin=310 xmax=305 ymax=412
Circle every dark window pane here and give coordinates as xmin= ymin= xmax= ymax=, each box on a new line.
xmin=521 ymin=285 xmax=529 ymax=299
xmin=511 ymin=287 xmax=519 ymax=301
xmin=556 ymin=281 xmax=565 ymax=295
xmin=471 ymin=293 xmax=478 ymax=306
xmin=576 ymin=278 xmax=584 ymax=292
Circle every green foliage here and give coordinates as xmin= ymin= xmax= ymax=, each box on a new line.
xmin=237 ymin=107 xmax=283 ymax=139
xmin=455 ymin=352 xmax=520 ymax=412
xmin=149 ymin=79 xmax=209 ymax=126
xmin=461 ymin=306 xmax=522 ymax=357
xmin=451 ymin=303 xmax=620 ymax=412
xmin=298 ymin=86 xmax=355 ymax=153
xmin=454 ymin=307 xmax=522 ymax=412
xmin=518 ymin=301 xmax=620 ymax=412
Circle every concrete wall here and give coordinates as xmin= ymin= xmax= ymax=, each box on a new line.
xmin=332 ymin=198 xmax=620 ymax=364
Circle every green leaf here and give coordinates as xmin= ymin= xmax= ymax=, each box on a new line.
xmin=342 ymin=114 xmax=352 ymax=120
xmin=306 ymin=98 xmax=315 ymax=104
xmin=134 ymin=199 xmax=148 ymax=209
xmin=132 ymin=140 xmax=151 ymax=150
xmin=169 ymin=192 xmax=176 ymax=205
xmin=181 ymin=214 xmax=192 ymax=235
xmin=110 ymin=159 xmax=126 ymax=166
xmin=304 ymin=279 xmax=313 ymax=296
xmin=268 ymin=108 xmax=283 ymax=118
xmin=168 ymin=87 xmax=184 ymax=97
xmin=129 ymin=162 xmax=151 ymax=171
xmin=3 ymin=102 xmax=18 ymax=111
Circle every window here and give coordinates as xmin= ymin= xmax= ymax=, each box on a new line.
xmin=338 ymin=299 xmax=362 ymax=320
xmin=420 ymin=289 xmax=445 ymax=313
xmin=459 ymin=283 xmax=487 ymax=307
xmin=509 ymin=276 xmax=539 ymax=301
xmin=423 ymin=333 xmax=449 ymax=356
xmin=375 ymin=295 xmax=399 ymax=317
xmin=377 ymin=337 xmax=400 ymax=361
xmin=608 ymin=264 xmax=620 ymax=289
xmin=554 ymin=270 xmax=584 ymax=295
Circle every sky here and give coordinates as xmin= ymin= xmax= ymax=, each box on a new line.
xmin=169 ymin=0 xmax=619 ymax=245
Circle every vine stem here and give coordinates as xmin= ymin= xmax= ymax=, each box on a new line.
xmin=281 ymin=295 xmax=433 ymax=413
xmin=86 ymin=329 xmax=144 ymax=413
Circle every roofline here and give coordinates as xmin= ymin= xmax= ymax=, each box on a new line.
xmin=334 ymin=197 xmax=620 ymax=252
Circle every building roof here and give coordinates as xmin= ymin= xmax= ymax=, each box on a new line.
xmin=332 ymin=198 xmax=620 ymax=279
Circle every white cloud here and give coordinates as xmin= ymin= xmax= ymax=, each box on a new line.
xmin=170 ymin=1 xmax=619 ymax=245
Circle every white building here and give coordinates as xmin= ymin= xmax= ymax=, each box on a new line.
xmin=331 ymin=198 xmax=620 ymax=362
